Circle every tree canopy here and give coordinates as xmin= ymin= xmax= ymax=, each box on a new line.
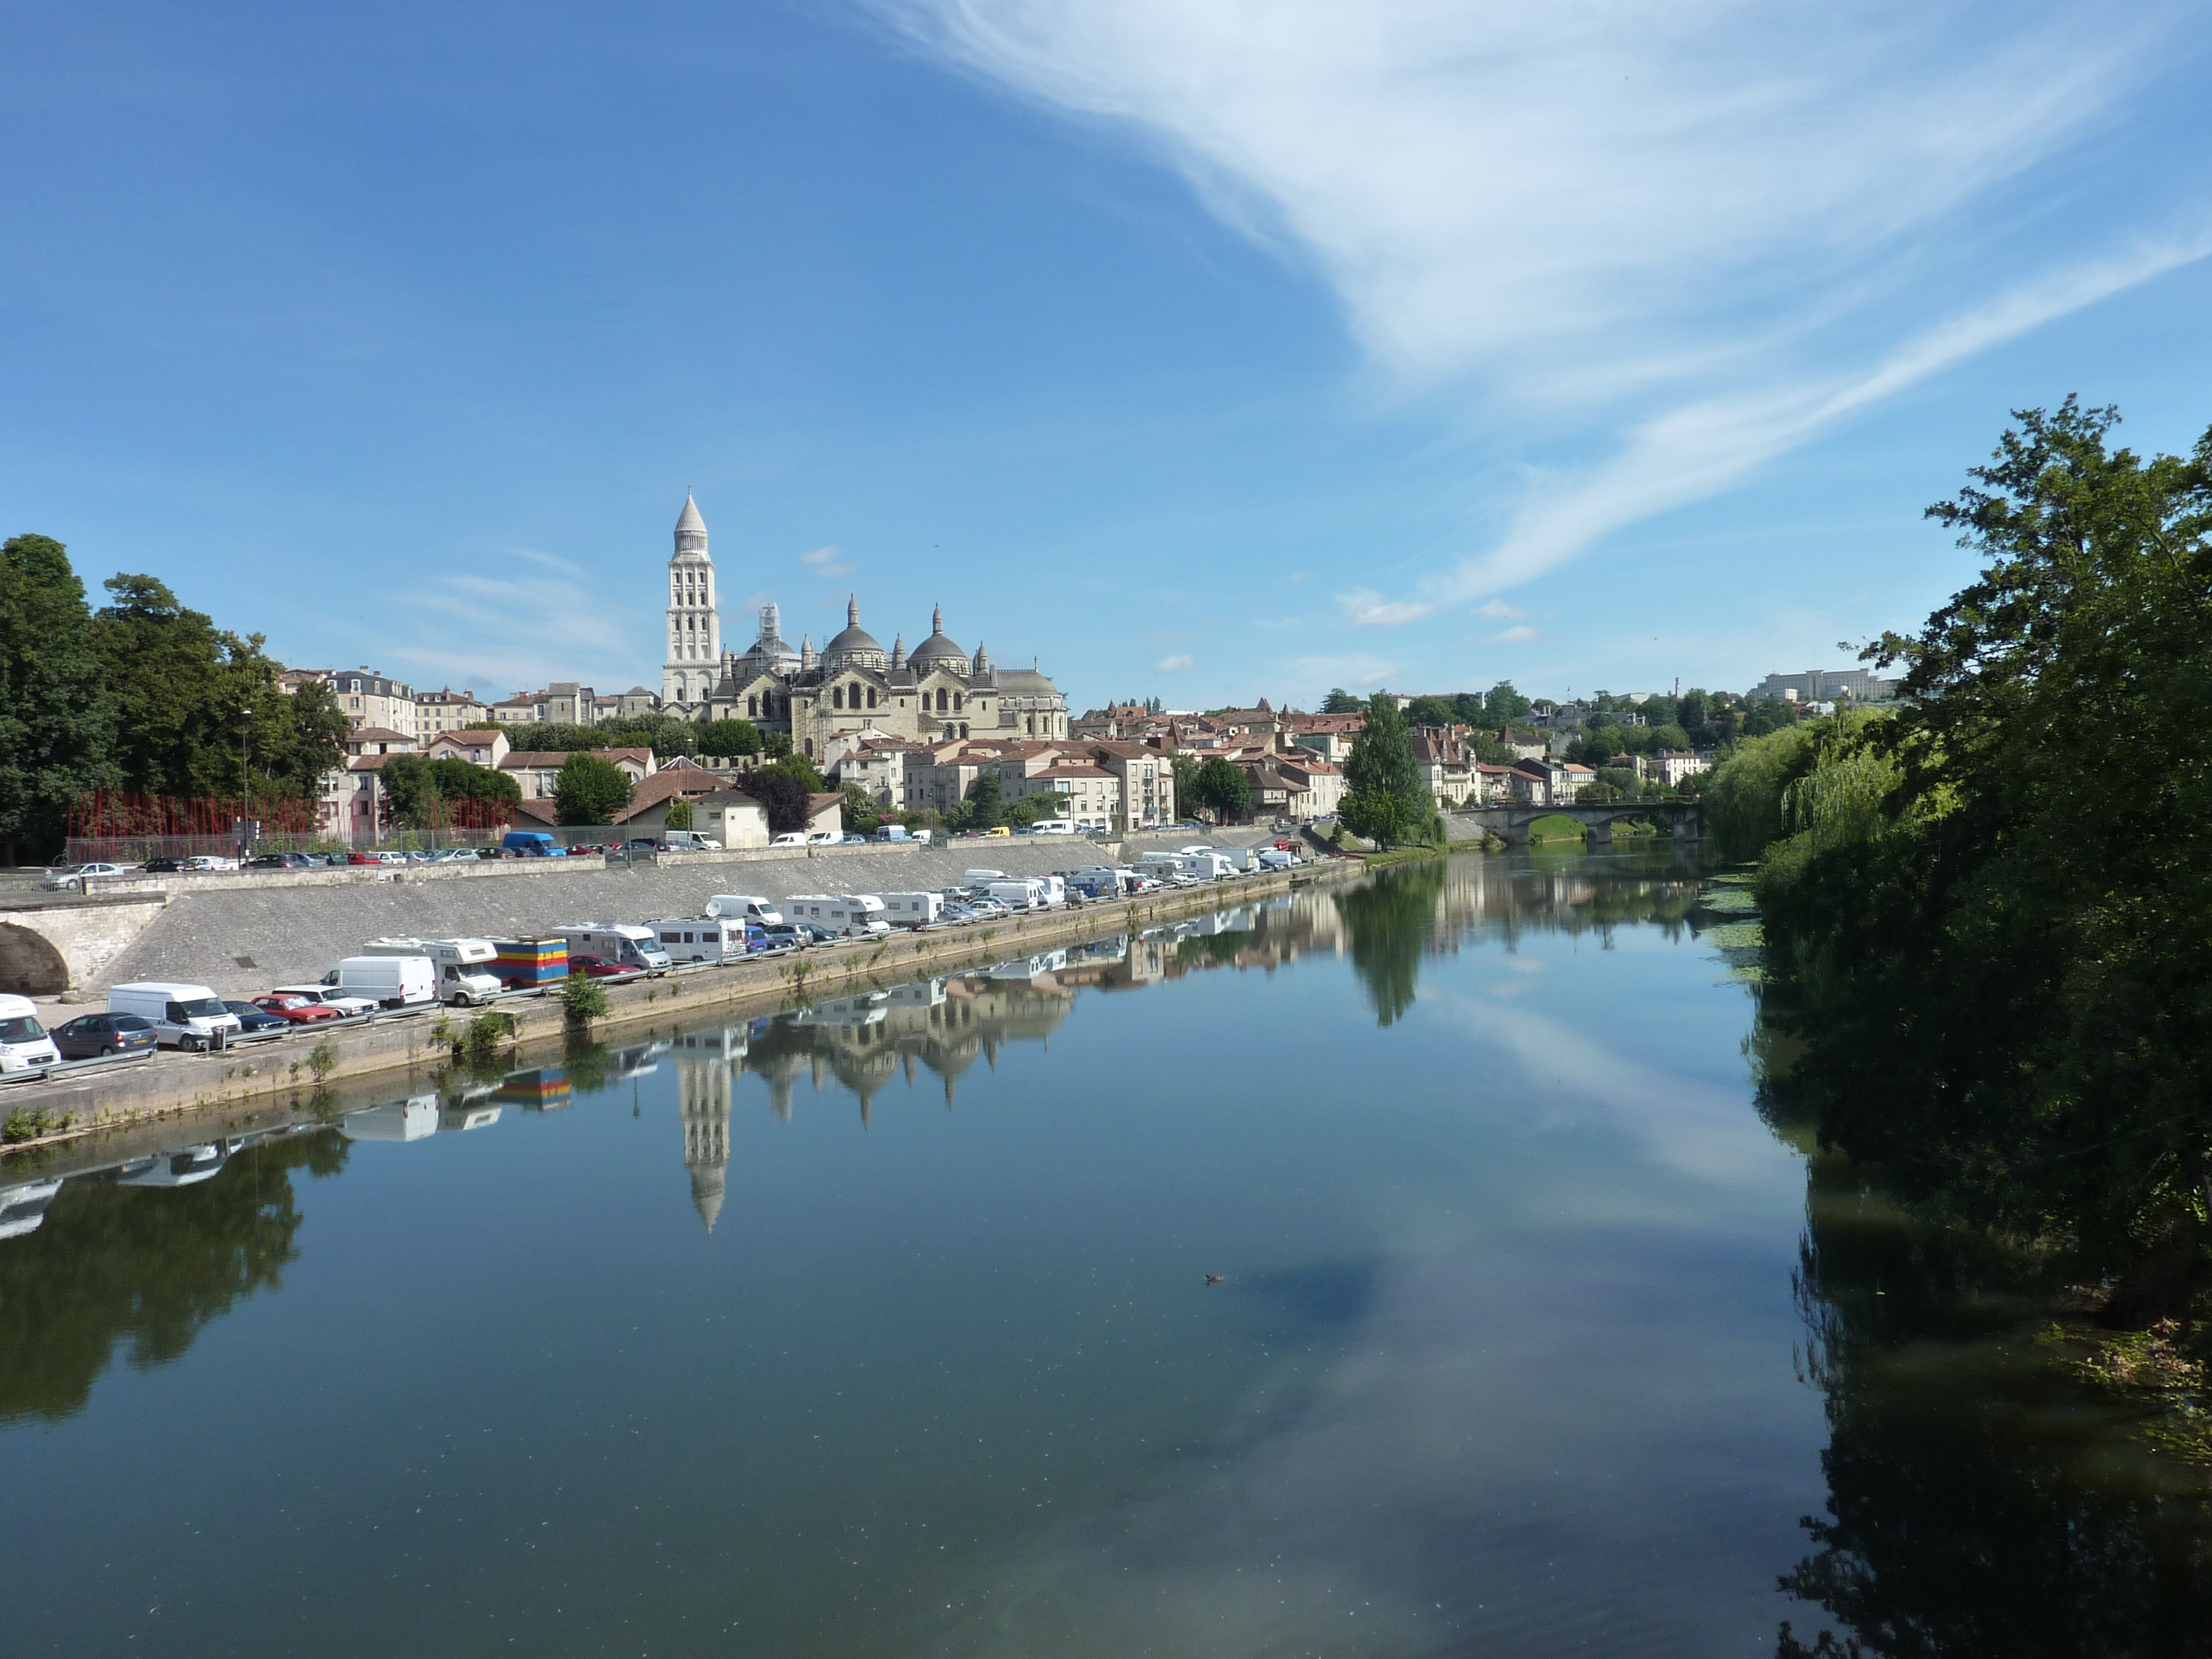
xmin=1320 ymin=687 xmax=1364 ymax=714
xmin=0 ymin=535 xmax=119 ymax=862
xmin=378 ymin=754 xmax=521 ymax=828
xmin=552 ymin=754 xmax=634 ymax=825
xmin=696 ymin=718 xmax=762 ymax=758
xmin=1338 ymin=692 xmax=1435 ymax=847
xmin=1193 ymin=756 xmax=1252 ymax=822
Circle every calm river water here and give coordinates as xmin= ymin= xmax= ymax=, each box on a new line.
xmin=6 ymin=850 xmax=2208 ymax=1657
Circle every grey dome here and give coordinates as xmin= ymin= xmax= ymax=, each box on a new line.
xmin=823 ymin=596 xmax=887 ymax=670
xmin=908 ymin=603 xmax=968 ymax=672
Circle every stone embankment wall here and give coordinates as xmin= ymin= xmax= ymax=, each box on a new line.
xmin=1 ymin=860 xmax=1358 ymax=1155
xmin=83 ymin=833 xmax=1278 ymax=999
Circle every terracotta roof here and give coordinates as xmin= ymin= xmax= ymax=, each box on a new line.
xmin=500 ymin=748 xmax=653 ymax=770
xmin=429 ymin=728 xmax=503 ymax=746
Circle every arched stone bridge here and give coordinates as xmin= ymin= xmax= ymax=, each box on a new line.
xmin=0 ymin=893 xmax=172 ymax=996
xmin=1448 ymin=800 xmax=1703 ymax=848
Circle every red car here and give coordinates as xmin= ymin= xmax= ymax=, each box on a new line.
xmin=566 ymin=954 xmax=630 ymax=979
xmin=252 ymin=993 xmax=341 ymax=1024
xmin=1273 ymin=838 xmax=1295 ymax=850
xmin=346 ymin=852 xmax=381 ymax=865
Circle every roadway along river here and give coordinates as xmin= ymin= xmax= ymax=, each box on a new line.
xmin=5 ymin=849 xmax=2207 ymax=1655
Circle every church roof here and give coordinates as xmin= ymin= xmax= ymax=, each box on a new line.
xmin=908 ymin=603 xmax=967 ymax=666
xmin=823 ymin=596 xmax=884 ymax=660
xmin=674 ymin=492 xmax=706 ymax=537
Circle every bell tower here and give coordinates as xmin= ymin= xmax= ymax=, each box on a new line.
xmin=662 ymin=492 xmax=721 ymax=706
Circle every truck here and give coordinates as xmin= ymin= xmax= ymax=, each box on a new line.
xmin=322 ymin=954 xmax=438 ymax=1010
xmin=492 ymin=937 xmax=568 ymax=988
xmin=359 ymin=937 xmax=504 ymax=1005
xmin=551 ymin=923 xmax=673 ymax=974
xmin=502 ymin=830 xmax=565 ymax=857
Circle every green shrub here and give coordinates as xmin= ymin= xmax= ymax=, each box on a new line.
xmin=560 ymin=973 xmax=609 ymax=1025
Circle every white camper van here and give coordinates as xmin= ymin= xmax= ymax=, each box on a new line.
xmin=961 ymin=868 xmax=1006 ymax=889
xmin=359 ymin=937 xmax=503 ymax=1005
xmin=705 ymin=894 xmax=783 ymax=927
xmin=107 ymin=982 xmax=243 ymax=1050
xmin=0 ymin=994 xmax=61 ymax=1073
xmin=783 ymin=894 xmax=891 ymax=937
xmin=645 ymin=918 xmax=748 ymax=963
xmin=552 ymin=924 xmax=673 ymax=974
xmin=323 ymin=955 xmax=438 ymax=1010
xmin=866 ymin=891 xmax=944 ymax=929
xmin=987 ymin=877 xmax=1048 ymax=912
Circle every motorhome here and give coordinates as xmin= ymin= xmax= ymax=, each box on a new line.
xmin=107 ymin=982 xmax=243 ymax=1050
xmin=865 ymin=891 xmax=944 ymax=929
xmin=491 ymin=938 xmax=568 ymax=988
xmin=1215 ymin=846 xmax=1259 ymax=873
xmin=987 ymin=877 xmax=1048 ymax=912
xmin=552 ymin=924 xmax=673 ymax=974
xmin=0 ymin=994 xmax=60 ymax=1073
xmin=782 ymin=894 xmax=891 ymax=936
xmin=322 ymin=955 xmax=438 ymax=1010
xmin=1135 ymin=850 xmax=1197 ymax=883
xmin=705 ymin=894 xmax=784 ymax=927
xmin=962 ymin=868 xmax=1006 ymax=889
xmin=645 ymin=918 xmax=748 ymax=963
xmin=359 ymin=937 xmax=503 ymax=1005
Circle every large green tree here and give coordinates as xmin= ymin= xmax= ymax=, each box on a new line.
xmin=1757 ymin=400 xmax=2212 ymax=1311
xmin=552 ymin=754 xmax=633 ymax=825
xmin=697 ymin=718 xmax=762 ymax=758
xmin=1320 ymin=687 xmax=1364 ymax=714
xmin=379 ymin=754 xmax=522 ymax=828
xmin=1338 ymin=692 xmax=1433 ymax=847
xmin=1193 ymin=756 xmax=1252 ymax=822
xmin=0 ymin=534 xmax=118 ymax=862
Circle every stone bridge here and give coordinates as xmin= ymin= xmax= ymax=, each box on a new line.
xmin=1449 ymin=800 xmax=1703 ymax=848
xmin=0 ymin=892 xmax=173 ymax=995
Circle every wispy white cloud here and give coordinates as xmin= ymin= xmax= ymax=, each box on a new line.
xmin=886 ymin=0 xmax=2200 ymax=611
xmin=801 ymin=543 xmax=854 ymax=579
xmin=393 ymin=553 xmax=649 ymax=694
xmin=1286 ymin=652 xmax=1398 ymax=695
xmin=1474 ymin=599 xmax=1524 ymax=621
xmin=1155 ymin=652 xmax=1194 ymax=672
xmin=1482 ymin=624 xmax=1539 ymax=645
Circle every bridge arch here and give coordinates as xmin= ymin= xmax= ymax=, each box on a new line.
xmin=0 ymin=922 xmax=70 ymax=994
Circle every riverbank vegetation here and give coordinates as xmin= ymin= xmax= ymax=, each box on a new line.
xmin=1716 ymin=398 xmax=2212 ymax=1330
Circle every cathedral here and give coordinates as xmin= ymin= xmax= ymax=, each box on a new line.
xmin=659 ymin=493 xmax=1068 ymax=757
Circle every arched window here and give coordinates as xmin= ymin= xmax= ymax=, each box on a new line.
xmin=1027 ymin=716 xmax=1036 ymax=735
xmin=953 ymin=693 xmax=963 ymax=711
xmin=833 ymin=686 xmax=843 ymax=709
xmin=935 ymin=689 xmax=947 ymax=712
xmin=747 ymin=695 xmax=757 ymax=717
xmin=959 ymin=722 xmax=968 ymax=739
xmin=866 ymin=688 xmax=876 ymax=709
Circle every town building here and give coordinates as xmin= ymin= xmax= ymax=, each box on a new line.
xmin=1749 ymin=668 xmax=1898 ymax=703
xmin=1647 ymin=749 xmax=1712 ymax=788
xmin=423 ymin=729 xmax=511 ymax=768
xmin=415 ymin=688 xmax=488 ymax=736
xmin=499 ymin=747 xmax=656 ymax=800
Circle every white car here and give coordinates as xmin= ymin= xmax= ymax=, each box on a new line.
xmin=41 ymin=862 xmax=128 ymax=890
xmin=184 ymin=854 xmax=240 ymax=871
xmin=807 ymin=831 xmax=840 ymax=846
xmin=269 ymin=983 xmax=380 ymax=1017
xmin=769 ymin=831 xmax=809 ymax=848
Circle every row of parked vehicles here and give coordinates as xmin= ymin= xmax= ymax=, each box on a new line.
xmin=0 ymin=842 xmax=1308 ymax=1080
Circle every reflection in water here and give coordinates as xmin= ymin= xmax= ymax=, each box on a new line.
xmin=1756 ymin=996 xmax=2212 ymax=1653
xmin=0 ymin=1128 xmax=348 ymax=1423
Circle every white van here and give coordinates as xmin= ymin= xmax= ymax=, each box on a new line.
xmin=988 ymin=877 xmax=1048 ymax=912
xmin=662 ymin=830 xmax=721 ymax=851
xmin=0 ymin=994 xmax=61 ymax=1073
xmin=1028 ymin=818 xmax=1076 ymax=836
xmin=359 ymin=937 xmax=503 ymax=1005
xmin=705 ymin=894 xmax=784 ymax=927
xmin=552 ymin=923 xmax=673 ymax=974
xmin=1258 ymin=846 xmax=1297 ymax=871
xmin=323 ymin=955 xmax=438 ymax=1010
xmin=962 ymin=868 xmax=1007 ymax=889
xmin=866 ymin=891 xmax=944 ymax=929
xmin=783 ymin=894 xmax=890 ymax=937
xmin=107 ymin=982 xmax=243 ymax=1051
xmin=645 ymin=918 xmax=747 ymax=963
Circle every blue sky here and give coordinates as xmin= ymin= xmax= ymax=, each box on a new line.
xmin=6 ymin=1 xmax=2209 ymax=712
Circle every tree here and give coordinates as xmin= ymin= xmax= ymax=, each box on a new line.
xmin=1338 ymin=691 xmax=1433 ymax=847
xmin=762 ymin=731 xmax=793 ymax=760
xmin=377 ymin=754 xmax=521 ymax=830
xmin=552 ymin=754 xmax=632 ymax=825
xmin=839 ymin=782 xmax=880 ymax=834
xmin=759 ymin=749 xmax=826 ymax=793
xmin=663 ymin=800 xmax=694 ymax=831
xmin=1483 ymin=681 xmax=1532 ymax=726
xmin=1194 ymin=756 xmax=1252 ymax=822
xmin=1321 ymin=687 xmax=1363 ymax=714
xmin=1169 ymin=755 xmax=1201 ymax=821
xmin=743 ymin=771 xmax=813 ymax=835
xmin=697 ymin=719 xmax=762 ymax=758
xmin=0 ymin=534 xmax=118 ymax=863
xmin=1403 ymin=694 xmax=1459 ymax=729
xmin=954 ymin=771 xmax=1004 ymax=830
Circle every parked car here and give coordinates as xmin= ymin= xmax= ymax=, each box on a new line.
xmin=244 ymin=852 xmax=315 ymax=870
xmin=221 ymin=1000 xmax=293 ymax=1036
xmin=979 ymin=826 xmax=1011 ymax=839
xmin=346 ymin=851 xmax=381 ymax=865
xmin=769 ymin=832 xmax=808 ymax=848
xmin=184 ymin=854 xmax=239 ymax=871
xmin=250 ymin=994 xmax=341 ymax=1025
xmin=566 ymin=954 xmax=632 ymax=978
xmin=41 ymin=862 xmax=127 ymax=890
xmin=49 ymin=1011 xmax=159 ymax=1060
xmin=266 ymin=984 xmax=379 ymax=1017
xmin=140 ymin=857 xmax=186 ymax=874
xmin=806 ymin=830 xmax=840 ymax=846
xmin=756 ymin=924 xmax=808 ymax=950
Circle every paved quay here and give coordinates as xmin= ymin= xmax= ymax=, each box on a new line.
xmin=79 ymin=830 xmax=1290 ymax=1000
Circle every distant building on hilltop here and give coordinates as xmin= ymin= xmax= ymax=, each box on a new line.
xmin=1749 ymin=668 xmax=1898 ymax=702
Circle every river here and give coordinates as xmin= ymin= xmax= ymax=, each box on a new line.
xmin=5 ymin=850 xmax=2207 ymax=1656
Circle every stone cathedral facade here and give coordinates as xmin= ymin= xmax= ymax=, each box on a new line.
xmin=658 ymin=494 xmax=1068 ymax=758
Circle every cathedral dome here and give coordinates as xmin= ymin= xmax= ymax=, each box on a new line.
xmin=822 ymin=596 xmax=887 ymax=672
xmin=908 ymin=604 xmax=969 ymax=674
